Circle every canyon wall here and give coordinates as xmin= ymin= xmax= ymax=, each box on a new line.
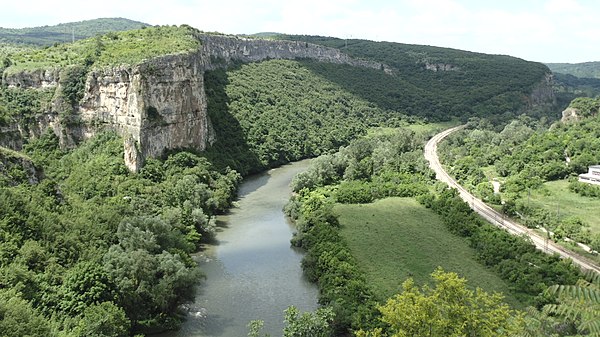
xmin=1 ymin=35 xmax=393 ymax=171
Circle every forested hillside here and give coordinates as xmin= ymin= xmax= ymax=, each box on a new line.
xmin=547 ymin=61 xmax=600 ymax=79
xmin=0 ymin=18 xmax=149 ymax=46
xmin=276 ymin=34 xmax=554 ymax=122
xmin=202 ymin=59 xmax=421 ymax=175
xmin=0 ymin=25 xmax=200 ymax=75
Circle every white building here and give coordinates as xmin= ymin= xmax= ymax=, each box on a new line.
xmin=579 ymin=165 xmax=600 ymax=185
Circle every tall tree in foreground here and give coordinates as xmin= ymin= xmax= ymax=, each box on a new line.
xmin=543 ymin=270 xmax=600 ymax=336
xmin=355 ymin=268 xmax=523 ymax=337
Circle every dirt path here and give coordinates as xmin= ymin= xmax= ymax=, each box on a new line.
xmin=424 ymin=126 xmax=600 ymax=274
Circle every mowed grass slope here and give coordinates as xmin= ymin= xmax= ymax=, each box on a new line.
xmin=528 ymin=179 xmax=600 ymax=234
xmin=336 ymin=197 xmax=521 ymax=307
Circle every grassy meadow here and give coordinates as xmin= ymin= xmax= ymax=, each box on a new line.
xmin=335 ymin=197 xmax=521 ymax=307
xmin=527 ymin=179 xmax=600 ymax=234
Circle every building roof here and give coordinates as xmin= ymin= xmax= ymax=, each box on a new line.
xmin=590 ymin=165 xmax=600 ymax=169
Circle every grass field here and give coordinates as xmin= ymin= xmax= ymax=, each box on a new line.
xmin=367 ymin=121 xmax=460 ymax=139
xmin=335 ymin=197 xmax=521 ymax=307
xmin=527 ymin=179 xmax=600 ymax=234
xmin=404 ymin=120 xmax=460 ymax=135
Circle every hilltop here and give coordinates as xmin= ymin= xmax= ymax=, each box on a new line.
xmin=547 ymin=61 xmax=600 ymax=79
xmin=0 ymin=18 xmax=149 ymax=46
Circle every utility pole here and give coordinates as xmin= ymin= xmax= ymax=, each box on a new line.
xmin=72 ymin=26 xmax=75 ymax=43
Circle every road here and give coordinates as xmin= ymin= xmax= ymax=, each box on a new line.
xmin=424 ymin=125 xmax=600 ymax=274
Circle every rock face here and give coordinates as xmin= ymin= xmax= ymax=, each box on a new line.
xmin=78 ymin=53 xmax=213 ymax=171
xmin=424 ymin=62 xmax=458 ymax=72
xmin=1 ymin=34 xmax=395 ymax=171
xmin=526 ymin=73 xmax=556 ymax=108
xmin=3 ymin=68 xmax=59 ymax=88
xmin=198 ymin=35 xmax=394 ymax=74
xmin=561 ymin=107 xmax=580 ymax=123
xmin=0 ymin=148 xmax=43 ymax=186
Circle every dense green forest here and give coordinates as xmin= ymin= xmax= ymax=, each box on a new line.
xmin=0 ymin=18 xmax=149 ymax=46
xmin=202 ymin=59 xmax=423 ymax=175
xmin=276 ymin=34 xmax=553 ymax=122
xmin=0 ymin=132 xmax=241 ymax=336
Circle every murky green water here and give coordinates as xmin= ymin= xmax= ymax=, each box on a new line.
xmin=161 ymin=160 xmax=319 ymax=337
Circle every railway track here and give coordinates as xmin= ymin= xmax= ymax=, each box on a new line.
xmin=424 ymin=126 xmax=600 ymax=274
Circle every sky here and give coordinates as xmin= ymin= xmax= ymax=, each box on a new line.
xmin=1 ymin=0 xmax=598 ymax=63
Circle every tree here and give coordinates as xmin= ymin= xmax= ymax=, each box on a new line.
xmin=283 ymin=306 xmax=335 ymax=337
xmin=0 ymin=289 xmax=51 ymax=337
xmin=103 ymin=216 xmax=201 ymax=330
xmin=543 ymin=270 xmax=600 ymax=336
xmin=246 ymin=306 xmax=334 ymax=337
xmin=74 ymin=301 xmax=130 ymax=337
xmin=356 ymin=268 xmax=523 ymax=337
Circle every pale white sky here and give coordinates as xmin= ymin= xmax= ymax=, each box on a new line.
xmin=1 ymin=0 xmax=598 ymax=63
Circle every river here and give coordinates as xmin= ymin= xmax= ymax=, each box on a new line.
xmin=161 ymin=160 xmax=319 ymax=337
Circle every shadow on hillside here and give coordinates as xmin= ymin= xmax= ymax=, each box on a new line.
xmin=298 ymin=59 xmax=438 ymax=121
xmin=201 ymin=67 xmax=262 ymax=176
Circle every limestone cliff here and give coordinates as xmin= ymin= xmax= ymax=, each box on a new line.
xmin=1 ymin=34 xmax=393 ymax=172
xmin=78 ymin=53 xmax=212 ymax=171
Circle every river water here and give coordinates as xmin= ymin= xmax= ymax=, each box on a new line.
xmin=162 ymin=160 xmax=319 ymax=337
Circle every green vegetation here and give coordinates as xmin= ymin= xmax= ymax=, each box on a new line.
xmin=529 ymin=180 xmax=600 ymax=239
xmin=0 ymin=18 xmax=149 ymax=46
xmin=552 ymin=73 xmax=600 ymax=102
xmin=547 ymin=61 xmax=600 ymax=79
xmin=355 ymin=269 xmax=523 ymax=337
xmin=0 ymin=146 xmax=39 ymax=186
xmin=336 ymin=198 xmax=520 ymax=307
xmin=543 ymin=271 xmax=600 ymax=336
xmin=567 ymin=96 xmax=600 ymax=117
xmin=0 ymin=131 xmax=241 ymax=335
xmin=0 ymin=86 xmax=54 ymax=124
xmin=2 ymin=25 xmax=201 ymax=73
xmin=277 ymin=34 xmax=553 ymax=122
xmin=286 ymin=126 xmax=585 ymax=335
xmin=248 ymin=306 xmax=335 ymax=337
xmin=202 ymin=59 xmax=420 ymax=174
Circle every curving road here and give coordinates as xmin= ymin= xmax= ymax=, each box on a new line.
xmin=424 ymin=125 xmax=600 ymax=274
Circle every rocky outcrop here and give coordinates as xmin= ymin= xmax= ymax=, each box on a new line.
xmin=3 ymin=68 xmax=59 ymax=88
xmin=424 ymin=62 xmax=458 ymax=72
xmin=526 ymin=73 xmax=556 ymax=108
xmin=0 ymin=148 xmax=43 ymax=186
xmin=561 ymin=107 xmax=580 ymax=123
xmin=78 ymin=52 xmax=213 ymax=171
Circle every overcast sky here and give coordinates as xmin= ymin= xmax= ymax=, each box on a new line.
xmin=2 ymin=0 xmax=598 ymax=63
